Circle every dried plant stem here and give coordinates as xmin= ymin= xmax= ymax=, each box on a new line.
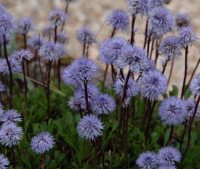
xmin=130 ymin=15 xmax=136 ymax=45
xmin=181 ymin=46 xmax=189 ymax=99
xmin=3 ymin=36 xmax=13 ymax=108
xmin=46 ymin=61 xmax=52 ymax=114
xmin=143 ymin=20 xmax=148 ymax=49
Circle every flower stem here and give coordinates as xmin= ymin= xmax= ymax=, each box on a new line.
xmin=166 ymin=125 xmax=174 ymax=145
xmin=167 ymin=59 xmax=174 ymax=86
xmin=143 ymin=20 xmax=148 ymax=49
xmin=47 ymin=61 xmax=52 ymax=114
xmin=83 ymin=80 xmax=90 ymax=114
xmin=130 ymin=15 xmax=136 ymax=45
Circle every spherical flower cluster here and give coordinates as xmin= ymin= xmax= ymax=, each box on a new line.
xmin=149 ymin=7 xmax=174 ymax=37
xmin=184 ymin=99 xmax=200 ymax=119
xmin=159 ymin=36 xmax=182 ymax=62
xmin=57 ymin=32 xmax=69 ymax=44
xmin=149 ymin=0 xmax=164 ymax=10
xmin=126 ymin=0 xmax=149 ymax=16
xmin=179 ymin=26 xmax=197 ymax=47
xmin=42 ymin=26 xmax=54 ymax=38
xmin=159 ymin=97 xmax=187 ymax=125
xmin=15 ymin=17 xmax=34 ymax=34
xmin=0 ymin=11 xmax=13 ymax=43
xmin=0 ymin=154 xmax=9 ymax=169
xmin=0 ymin=122 xmax=23 ymax=147
xmin=62 ymin=58 xmax=97 ymax=87
xmin=140 ymin=58 xmax=156 ymax=73
xmin=190 ymin=73 xmax=200 ymax=96
xmin=48 ymin=9 xmax=67 ymax=27
xmin=136 ymin=151 xmax=158 ymax=169
xmin=0 ymin=109 xmax=22 ymax=123
xmin=176 ymin=12 xmax=190 ymax=28
xmin=77 ymin=27 xmax=96 ymax=45
xmin=28 ymin=36 xmax=44 ymax=50
xmin=11 ymin=49 xmax=34 ymax=62
xmin=0 ymin=58 xmax=22 ymax=74
xmin=91 ymin=94 xmax=116 ymax=115
xmin=77 ymin=114 xmax=104 ymax=140
xmin=107 ymin=9 xmax=129 ymax=31
xmin=68 ymin=84 xmax=99 ymax=111
xmin=139 ymin=70 xmax=167 ymax=101
xmin=158 ymin=146 xmax=181 ymax=168
xmin=99 ymin=37 xmax=128 ymax=65
xmin=31 ymin=131 xmax=55 ymax=154
xmin=116 ymin=44 xmax=147 ymax=73
xmin=115 ymin=78 xmax=139 ymax=98
xmin=39 ymin=41 xmax=66 ymax=61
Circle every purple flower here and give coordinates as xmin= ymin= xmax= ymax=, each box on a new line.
xmin=0 ymin=12 xmax=13 ymax=42
xmin=31 ymin=131 xmax=55 ymax=154
xmin=77 ymin=27 xmax=96 ymax=45
xmin=0 ymin=81 xmax=6 ymax=92
xmin=91 ymin=94 xmax=116 ymax=115
xmin=107 ymin=9 xmax=129 ymax=31
xmin=149 ymin=0 xmax=164 ymax=9
xmin=190 ymin=73 xmax=200 ymax=96
xmin=99 ymin=37 xmax=128 ymax=65
xmin=62 ymin=58 xmax=97 ymax=87
xmin=39 ymin=41 xmax=66 ymax=61
xmin=42 ymin=26 xmax=54 ymax=38
xmin=149 ymin=7 xmax=174 ymax=37
xmin=136 ymin=151 xmax=158 ymax=169
xmin=0 ymin=58 xmax=22 ymax=74
xmin=176 ymin=12 xmax=190 ymax=28
xmin=15 ymin=17 xmax=34 ymax=34
xmin=11 ymin=49 xmax=34 ymax=62
xmin=141 ymin=58 xmax=156 ymax=73
xmin=0 ymin=109 xmax=22 ymax=123
xmin=139 ymin=70 xmax=167 ymax=101
xmin=158 ymin=146 xmax=181 ymax=168
xmin=48 ymin=9 xmax=67 ymax=27
xmin=115 ymin=77 xmax=139 ymax=98
xmin=28 ymin=36 xmax=44 ymax=50
xmin=184 ymin=99 xmax=200 ymax=119
xmin=68 ymin=84 xmax=99 ymax=111
xmin=116 ymin=44 xmax=147 ymax=73
xmin=179 ymin=26 xmax=197 ymax=47
xmin=0 ymin=153 xmax=9 ymax=169
xmin=57 ymin=32 xmax=69 ymax=44
xmin=159 ymin=36 xmax=182 ymax=61
xmin=0 ymin=122 xmax=23 ymax=147
xmin=126 ymin=0 xmax=149 ymax=16
xmin=77 ymin=114 xmax=104 ymax=140
xmin=159 ymin=97 xmax=187 ymax=125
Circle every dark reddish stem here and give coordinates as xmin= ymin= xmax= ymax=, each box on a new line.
xmin=83 ymin=80 xmax=90 ymax=114
xmin=143 ymin=20 xmax=148 ymax=49
xmin=130 ymin=15 xmax=136 ymax=45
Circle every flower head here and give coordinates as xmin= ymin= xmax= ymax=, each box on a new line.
xmin=0 ymin=58 xmax=22 ymax=74
xmin=57 ymin=32 xmax=69 ymax=44
xmin=0 ymin=122 xmax=23 ymax=147
xmin=62 ymin=58 xmax=97 ymax=87
xmin=190 ymin=74 xmax=200 ymax=96
xmin=68 ymin=84 xmax=99 ymax=111
xmin=48 ymin=9 xmax=67 ymax=27
xmin=141 ymin=58 xmax=156 ymax=73
xmin=159 ymin=97 xmax=187 ymax=125
xmin=107 ymin=9 xmax=129 ymax=31
xmin=179 ymin=26 xmax=197 ymax=47
xmin=91 ymin=94 xmax=116 ymax=115
xmin=139 ymin=70 xmax=167 ymax=101
xmin=42 ymin=26 xmax=54 ymax=38
xmin=149 ymin=0 xmax=164 ymax=10
xmin=149 ymin=7 xmax=174 ymax=37
xmin=126 ymin=0 xmax=149 ymax=16
xmin=136 ymin=151 xmax=158 ymax=169
xmin=28 ymin=36 xmax=44 ymax=50
xmin=184 ymin=99 xmax=200 ymax=119
xmin=77 ymin=114 xmax=104 ymax=140
xmin=31 ymin=131 xmax=55 ymax=154
xmin=116 ymin=44 xmax=147 ymax=73
xmin=158 ymin=146 xmax=181 ymax=167
xmin=0 ymin=109 xmax=22 ymax=123
xmin=0 ymin=154 xmax=9 ymax=169
xmin=99 ymin=37 xmax=128 ymax=65
xmin=11 ymin=49 xmax=34 ymax=62
xmin=77 ymin=27 xmax=96 ymax=45
xmin=39 ymin=41 xmax=66 ymax=61
xmin=15 ymin=17 xmax=34 ymax=34
xmin=159 ymin=36 xmax=182 ymax=61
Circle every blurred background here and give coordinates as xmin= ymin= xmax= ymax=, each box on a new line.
xmin=1 ymin=0 xmax=200 ymax=88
